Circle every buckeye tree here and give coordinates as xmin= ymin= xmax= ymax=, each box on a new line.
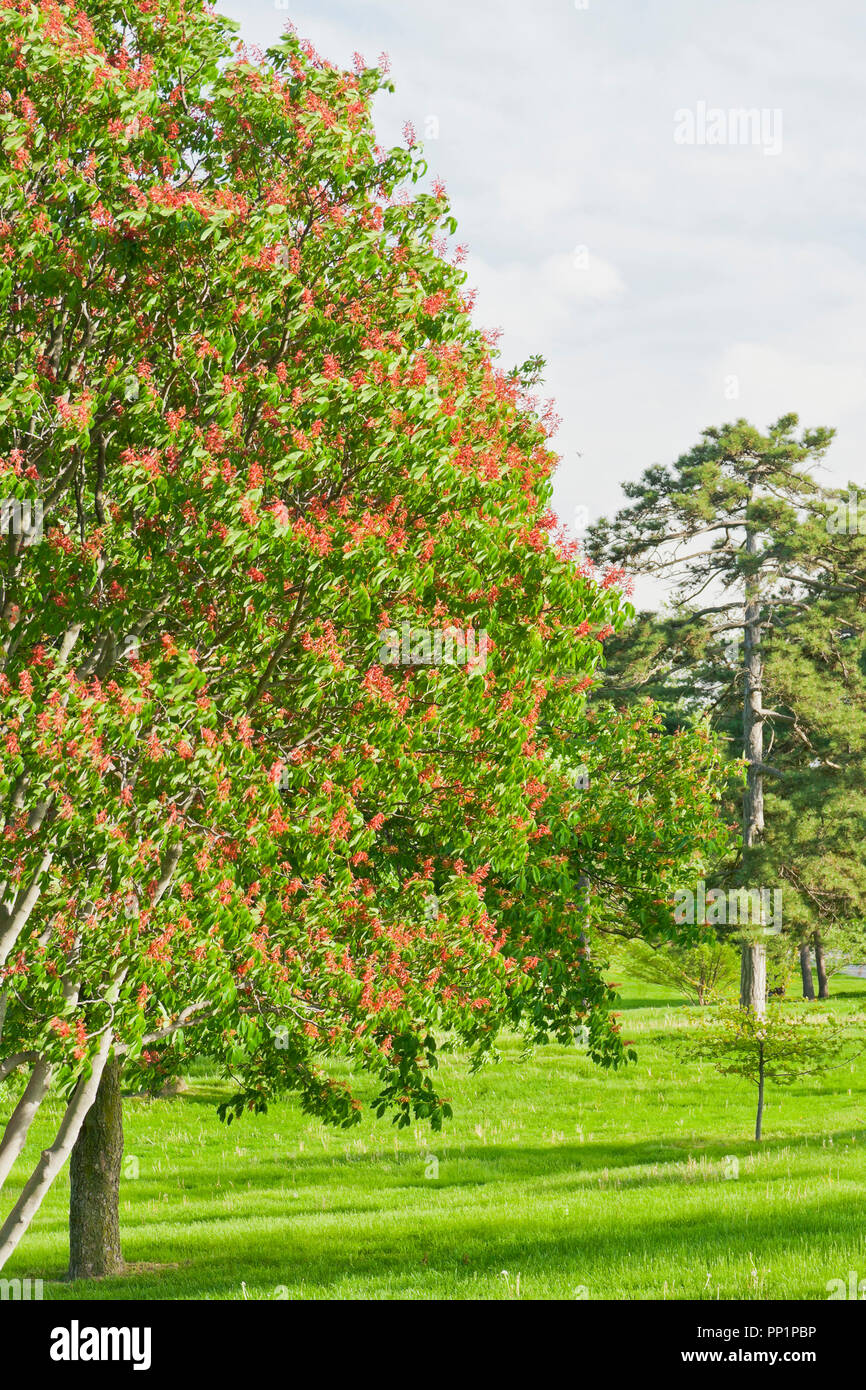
xmin=0 ymin=0 xmax=726 ymax=1277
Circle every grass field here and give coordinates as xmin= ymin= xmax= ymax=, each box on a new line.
xmin=3 ymin=978 xmax=865 ymax=1301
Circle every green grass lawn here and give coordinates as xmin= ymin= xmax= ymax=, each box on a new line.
xmin=3 ymin=978 xmax=865 ymax=1300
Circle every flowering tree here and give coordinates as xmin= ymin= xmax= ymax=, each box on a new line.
xmin=0 ymin=0 xmax=726 ymax=1275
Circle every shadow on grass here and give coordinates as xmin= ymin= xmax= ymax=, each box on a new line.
xmin=25 ymin=1120 xmax=866 ymax=1301
xmin=124 ymin=1085 xmax=229 ymax=1107
xmin=609 ymin=993 xmax=693 ymax=1012
xmin=43 ymin=1183 xmax=865 ymax=1302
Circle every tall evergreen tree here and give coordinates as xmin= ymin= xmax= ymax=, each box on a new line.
xmin=586 ymin=416 xmax=866 ymax=1003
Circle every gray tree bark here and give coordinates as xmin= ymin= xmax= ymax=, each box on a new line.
xmin=68 ymin=1055 xmax=124 ymax=1280
xmin=799 ymin=941 xmax=815 ymax=1000
xmin=813 ymin=931 xmax=830 ymax=1000
xmin=740 ymin=521 xmax=767 ymax=1011
xmin=0 ymin=1024 xmax=113 ymax=1272
xmin=755 ymin=1041 xmax=765 ymax=1142
xmin=740 ymin=943 xmax=767 ymax=1018
xmin=0 ymin=1060 xmax=53 ymax=1195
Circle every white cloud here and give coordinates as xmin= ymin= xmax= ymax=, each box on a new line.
xmin=221 ymin=0 xmax=866 ymax=605
xmin=467 ymin=251 xmax=626 ymax=345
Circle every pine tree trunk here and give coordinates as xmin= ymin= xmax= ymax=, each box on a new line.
xmin=742 ymin=527 xmax=765 ymax=854
xmin=740 ymin=942 xmax=767 ymax=1016
xmin=68 ymin=1055 xmax=124 ymax=1280
xmin=799 ymin=941 xmax=815 ymax=999
xmin=813 ymin=931 xmax=829 ymax=999
xmin=740 ymin=523 xmax=767 ymax=1012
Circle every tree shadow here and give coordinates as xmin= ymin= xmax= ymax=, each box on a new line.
xmin=44 ymin=1180 xmax=864 ymax=1302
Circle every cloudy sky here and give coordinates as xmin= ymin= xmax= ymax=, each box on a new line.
xmin=222 ymin=0 xmax=866 ymax=602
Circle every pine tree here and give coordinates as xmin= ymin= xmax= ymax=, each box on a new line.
xmin=585 ymin=416 xmax=859 ymax=1005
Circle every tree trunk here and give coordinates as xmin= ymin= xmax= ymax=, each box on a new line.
xmin=813 ymin=931 xmax=829 ymax=1000
xmin=741 ymin=521 xmax=766 ymax=997
xmin=68 ymin=1055 xmax=124 ymax=1280
xmin=742 ymin=527 xmax=764 ymax=849
xmin=0 ymin=1029 xmax=113 ymax=1273
xmin=755 ymin=1041 xmax=765 ymax=1142
xmin=0 ymin=1059 xmax=54 ymax=1195
xmin=799 ymin=941 xmax=815 ymax=1000
xmin=577 ymin=875 xmax=591 ymax=959
xmin=740 ymin=941 xmax=767 ymax=1017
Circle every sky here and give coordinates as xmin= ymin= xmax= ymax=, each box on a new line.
xmin=221 ymin=0 xmax=866 ymax=606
